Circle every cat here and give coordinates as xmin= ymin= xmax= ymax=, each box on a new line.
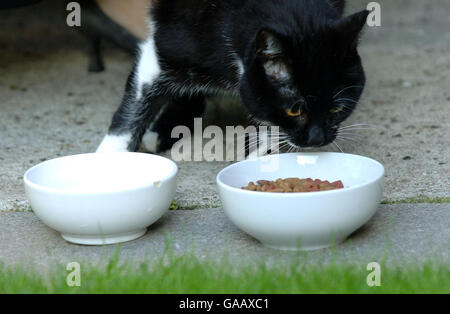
xmin=97 ymin=0 xmax=369 ymax=154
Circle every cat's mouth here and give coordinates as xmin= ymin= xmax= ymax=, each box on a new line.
xmin=283 ymin=131 xmax=337 ymax=150
xmin=285 ymin=140 xmax=328 ymax=151
xmin=254 ymin=123 xmax=336 ymax=151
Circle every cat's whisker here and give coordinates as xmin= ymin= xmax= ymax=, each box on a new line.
xmin=337 ymin=134 xmax=362 ymax=140
xmin=338 ymin=141 xmax=359 ymax=150
xmin=339 ymin=128 xmax=377 ymax=132
xmin=336 ymin=136 xmax=362 ymax=145
xmin=337 ymin=132 xmax=365 ymax=138
xmin=279 ymin=142 xmax=291 ymax=153
xmin=339 ymin=126 xmax=377 ymax=131
xmin=333 ymin=98 xmax=359 ymax=104
xmin=273 ymin=142 xmax=285 ymax=153
xmin=273 ymin=140 xmax=288 ymax=151
xmin=337 ymin=129 xmax=376 ymax=134
xmin=336 ymin=138 xmax=360 ymax=150
xmin=339 ymin=124 xmax=378 ymax=130
xmin=238 ymin=132 xmax=291 ymax=156
xmin=234 ymin=132 xmax=288 ymax=144
xmin=333 ymin=85 xmax=364 ymax=99
xmin=333 ymin=141 xmax=345 ymax=153
xmin=335 ymin=138 xmax=357 ymax=147
xmin=285 ymin=142 xmax=293 ymax=153
xmin=337 ymin=137 xmax=363 ymax=145
xmin=337 ymin=132 xmax=365 ymax=139
xmin=271 ymin=138 xmax=291 ymax=154
xmin=336 ymin=136 xmax=363 ymax=145
xmin=237 ymin=136 xmax=261 ymax=153
xmin=288 ymin=141 xmax=302 ymax=153
xmin=338 ymin=123 xmax=379 ymax=130
xmin=330 ymin=142 xmax=341 ymax=153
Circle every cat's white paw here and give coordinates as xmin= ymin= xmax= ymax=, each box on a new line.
xmin=142 ymin=131 xmax=160 ymax=153
xmin=96 ymin=134 xmax=132 ymax=153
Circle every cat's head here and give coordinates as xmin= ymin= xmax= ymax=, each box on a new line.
xmin=240 ymin=10 xmax=369 ymax=148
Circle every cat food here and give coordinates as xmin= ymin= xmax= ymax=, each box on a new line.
xmin=242 ymin=178 xmax=344 ymax=193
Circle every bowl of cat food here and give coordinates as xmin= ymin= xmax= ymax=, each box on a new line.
xmin=217 ymin=153 xmax=384 ymax=251
xmin=24 ymin=153 xmax=177 ymax=245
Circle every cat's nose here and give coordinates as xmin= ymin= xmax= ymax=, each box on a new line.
xmin=306 ymin=125 xmax=325 ymax=146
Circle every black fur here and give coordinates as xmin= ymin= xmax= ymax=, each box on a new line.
xmin=328 ymin=0 xmax=346 ymax=15
xmin=106 ymin=0 xmax=369 ymax=151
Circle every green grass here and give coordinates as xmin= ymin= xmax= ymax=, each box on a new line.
xmin=0 ymin=252 xmax=448 ymax=294
xmin=169 ymin=201 xmax=180 ymax=211
xmin=169 ymin=200 xmax=221 ymax=211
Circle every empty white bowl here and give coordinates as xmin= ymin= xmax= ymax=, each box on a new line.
xmin=217 ymin=153 xmax=384 ymax=251
xmin=24 ymin=153 xmax=177 ymax=245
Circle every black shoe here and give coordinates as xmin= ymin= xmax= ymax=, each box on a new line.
xmin=73 ymin=0 xmax=140 ymax=72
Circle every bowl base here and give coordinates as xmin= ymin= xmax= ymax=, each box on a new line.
xmin=261 ymin=239 xmax=346 ymax=252
xmin=61 ymin=229 xmax=147 ymax=246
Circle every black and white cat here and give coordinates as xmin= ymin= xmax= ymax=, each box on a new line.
xmin=97 ymin=0 xmax=369 ymax=154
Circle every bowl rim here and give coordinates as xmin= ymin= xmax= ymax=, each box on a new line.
xmin=216 ymin=152 xmax=385 ymax=197
xmin=24 ymin=152 xmax=178 ymax=195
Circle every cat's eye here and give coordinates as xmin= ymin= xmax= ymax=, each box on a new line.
xmin=330 ymin=106 xmax=345 ymax=114
xmin=286 ymin=99 xmax=305 ymax=117
xmin=286 ymin=108 xmax=302 ymax=117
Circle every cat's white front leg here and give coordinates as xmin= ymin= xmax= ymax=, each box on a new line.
xmin=96 ymin=134 xmax=132 ymax=153
xmin=142 ymin=131 xmax=160 ymax=153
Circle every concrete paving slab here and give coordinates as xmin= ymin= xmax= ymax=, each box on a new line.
xmin=0 ymin=204 xmax=448 ymax=269
xmin=0 ymin=0 xmax=449 ymax=211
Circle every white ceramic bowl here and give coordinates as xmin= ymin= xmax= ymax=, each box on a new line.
xmin=24 ymin=153 xmax=177 ymax=245
xmin=217 ymin=153 xmax=384 ymax=251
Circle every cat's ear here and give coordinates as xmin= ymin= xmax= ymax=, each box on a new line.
xmin=255 ymin=29 xmax=291 ymax=81
xmin=335 ymin=10 xmax=369 ymax=46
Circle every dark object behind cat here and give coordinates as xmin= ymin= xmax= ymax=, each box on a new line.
xmin=97 ymin=0 xmax=369 ymax=153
